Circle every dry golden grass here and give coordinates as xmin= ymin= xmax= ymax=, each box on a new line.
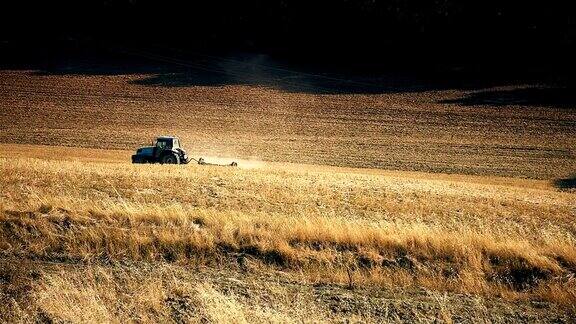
xmin=34 ymin=269 xmax=250 ymax=323
xmin=3 ymin=261 xmax=325 ymax=323
xmin=9 ymin=260 xmax=511 ymax=323
xmin=1 ymin=145 xmax=575 ymax=322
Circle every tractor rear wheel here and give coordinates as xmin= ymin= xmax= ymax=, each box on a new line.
xmin=162 ymin=153 xmax=180 ymax=164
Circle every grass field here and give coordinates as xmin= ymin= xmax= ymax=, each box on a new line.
xmin=1 ymin=144 xmax=575 ymax=322
xmin=0 ymin=58 xmax=575 ymax=322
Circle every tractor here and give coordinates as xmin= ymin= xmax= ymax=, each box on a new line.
xmin=132 ymin=136 xmax=189 ymax=164
xmin=132 ymin=136 xmax=237 ymax=166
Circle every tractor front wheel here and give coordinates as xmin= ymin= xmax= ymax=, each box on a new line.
xmin=162 ymin=153 xmax=180 ymax=164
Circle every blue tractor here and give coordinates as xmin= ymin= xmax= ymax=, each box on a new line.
xmin=132 ymin=136 xmax=190 ymax=164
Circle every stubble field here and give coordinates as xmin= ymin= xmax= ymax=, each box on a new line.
xmin=0 ymin=57 xmax=575 ymax=322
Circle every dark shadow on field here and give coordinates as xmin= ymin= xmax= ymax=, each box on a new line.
xmin=128 ymin=62 xmax=542 ymax=95
xmin=0 ymin=45 xmax=572 ymax=96
xmin=554 ymin=176 xmax=576 ymax=190
xmin=441 ymin=87 xmax=576 ymax=109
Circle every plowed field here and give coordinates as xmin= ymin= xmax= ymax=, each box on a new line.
xmin=1 ymin=59 xmax=574 ymax=179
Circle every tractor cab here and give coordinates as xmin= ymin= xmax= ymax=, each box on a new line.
xmin=153 ymin=136 xmax=180 ymax=159
xmin=154 ymin=137 xmax=180 ymax=149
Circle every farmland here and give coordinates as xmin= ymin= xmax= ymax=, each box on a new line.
xmin=0 ymin=61 xmax=574 ymax=179
xmin=0 ymin=57 xmax=575 ymax=322
xmin=1 ymin=144 xmax=575 ymax=322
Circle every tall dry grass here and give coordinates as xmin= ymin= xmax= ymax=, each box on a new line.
xmin=7 ymin=260 xmax=495 ymax=323
xmin=3 ymin=263 xmax=313 ymax=323
xmin=1 ymin=156 xmax=575 ymax=310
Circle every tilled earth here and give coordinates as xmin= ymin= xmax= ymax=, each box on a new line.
xmin=0 ymin=52 xmax=574 ymax=179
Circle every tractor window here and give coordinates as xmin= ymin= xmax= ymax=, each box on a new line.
xmin=173 ymin=139 xmax=179 ymax=148
xmin=156 ymin=140 xmax=167 ymax=149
